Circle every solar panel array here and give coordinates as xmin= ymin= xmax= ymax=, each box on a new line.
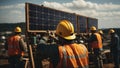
xmin=26 ymin=3 xmax=98 ymax=33
xmin=26 ymin=3 xmax=77 ymax=32
xmin=77 ymin=16 xmax=87 ymax=33
xmin=87 ymin=17 xmax=98 ymax=32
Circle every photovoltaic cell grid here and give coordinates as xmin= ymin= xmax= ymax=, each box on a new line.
xmin=78 ymin=16 xmax=87 ymax=33
xmin=87 ymin=18 xmax=98 ymax=31
xmin=26 ymin=3 xmax=77 ymax=32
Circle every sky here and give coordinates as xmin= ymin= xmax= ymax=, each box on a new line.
xmin=0 ymin=0 xmax=120 ymax=29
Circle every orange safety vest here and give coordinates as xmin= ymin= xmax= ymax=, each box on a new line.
xmin=91 ymin=33 xmax=102 ymax=48
xmin=57 ymin=43 xmax=89 ymax=68
xmin=7 ymin=35 xmax=24 ymax=56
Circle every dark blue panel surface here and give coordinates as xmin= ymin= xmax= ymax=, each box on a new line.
xmin=87 ymin=18 xmax=98 ymax=31
xmin=78 ymin=16 xmax=87 ymax=33
xmin=27 ymin=3 xmax=77 ymax=32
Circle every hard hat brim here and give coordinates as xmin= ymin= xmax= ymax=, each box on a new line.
xmin=64 ymin=34 xmax=76 ymax=40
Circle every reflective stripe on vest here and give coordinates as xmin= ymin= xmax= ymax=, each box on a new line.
xmin=57 ymin=43 xmax=89 ymax=68
xmin=91 ymin=33 xmax=102 ymax=48
xmin=62 ymin=46 xmax=67 ymax=68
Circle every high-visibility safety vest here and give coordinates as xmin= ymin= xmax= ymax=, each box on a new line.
xmin=57 ymin=43 xmax=89 ymax=68
xmin=7 ymin=35 xmax=24 ymax=56
xmin=91 ymin=33 xmax=102 ymax=48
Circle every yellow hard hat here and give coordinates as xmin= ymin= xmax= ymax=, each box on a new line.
xmin=90 ymin=26 xmax=96 ymax=31
xmin=98 ymin=30 xmax=103 ymax=34
xmin=109 ymin=29 xmax=115 ymax=34
xmin=56 ymin=20 xmax=76 ymax=40
xmin=14 ymin=26 xmax=22 ymax=32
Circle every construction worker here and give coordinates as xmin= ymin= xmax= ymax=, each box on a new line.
xmin=36 ymin=20 xmax=89 ymax=68
xmin=5 ymin=26 xmax=26 ymax=68
xmin=98 ymin=30 xmax=104 ymax=42
xmin=88 ymin=26 xmax=103 ymax=68
xmin=109 ymin=29 xmax=120 ymax=68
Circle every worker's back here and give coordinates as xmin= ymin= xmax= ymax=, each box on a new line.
xmin=57 ymin=43 xmax=88 ymax=68
xmin=36 ymin=20 xmax=89 ymax=68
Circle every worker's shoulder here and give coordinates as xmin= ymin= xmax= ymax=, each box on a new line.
xmin=37 ymin=43 xmax=58 ymax=49
xmin=94 ymin=33 xmax=102 ymax=37
xmin=115 ymin=34 xmax=119 ymax=38
xmin=78 ymin=43 xmax=86 ymax=47
xmin=77 ymin=43 xmax=87 ymax=49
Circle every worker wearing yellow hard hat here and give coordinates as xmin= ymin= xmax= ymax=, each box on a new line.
xmin=88 ymin=26 xmax=103 ymax=68
xmin=90 ymin=26 xmax=97 ymax=31
xmin=14 ymin=26 xmax=22 ymax=33
xmin=98 ymin=29 xmax=104 ymax=42
xmin=36 ymin=20 xmax=89 ymax=68
xmin=56 ymin=20 xmax=76 ymax=40
xmin=109 ymin=29 xmax=115 ymax=34
xmin=108 ymin=29 xmax=120 ymax=68
xmin=98 ymin=30 xmax=103 ymax=35
xmin=5 ymin=26 xmax=26 ymax=68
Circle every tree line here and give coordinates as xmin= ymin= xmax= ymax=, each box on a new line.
xmin=0 ymin=22 xmax=26 ymax=33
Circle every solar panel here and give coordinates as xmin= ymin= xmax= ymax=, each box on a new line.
xmin=87 ymin=17 xmax=98 ymax=31
xmin=26 ymin=3 xmax=98 ymax=33
xmin=77 ymin=15 xmax=87 ymax=33
xmin=26 ymin=3 xmax=77 ymax=32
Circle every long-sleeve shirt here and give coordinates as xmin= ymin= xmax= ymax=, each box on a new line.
xmin=110 ymin=33 xmax=120 ymax=51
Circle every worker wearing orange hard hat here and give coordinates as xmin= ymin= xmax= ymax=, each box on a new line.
xmin=108 ymin=29 xmax=120 ymax=68
xmin=88 ymin=26 xmax=103 ymax=68
xmin=36 ymin=20 xmax=89 ymax=68
xmin=5 ymin=26 xmax=27 ymax=68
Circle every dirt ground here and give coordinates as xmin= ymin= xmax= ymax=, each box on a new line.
xmin=0 ymin=59 xmax=118 ymax=68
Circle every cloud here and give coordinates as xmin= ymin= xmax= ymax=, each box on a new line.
xmin=42 ymin=0 xmax=120 ymax=17
xmin=0 ymin=0 xmax=120 ymax=28
xmin=0 ymin=3 xmax=25 ymax=23
xmin=62 ymin=0 xmax=120 ymax=10
xmin=42 ymin=1 xmax=72 ymax=12
xmin=0 ymin=3 xmax=25 ymax=10
xmin=0 ymin=5 xmax=14 ymax=9
xmin=98 ymin=3 xmax=120 ymax=10
xmin=0 ymin=10 xmax=25 ymax=23
xmin=41 ymin=0 xmax=120 ymax=28
xmin=10 ymin=10 xmax=22 ymax=14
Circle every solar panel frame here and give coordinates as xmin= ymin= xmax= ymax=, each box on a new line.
xmin=26 ymin=3 xmax=77 ymax=33
xmin=25 ymin=3 xmax=98 ymax=34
